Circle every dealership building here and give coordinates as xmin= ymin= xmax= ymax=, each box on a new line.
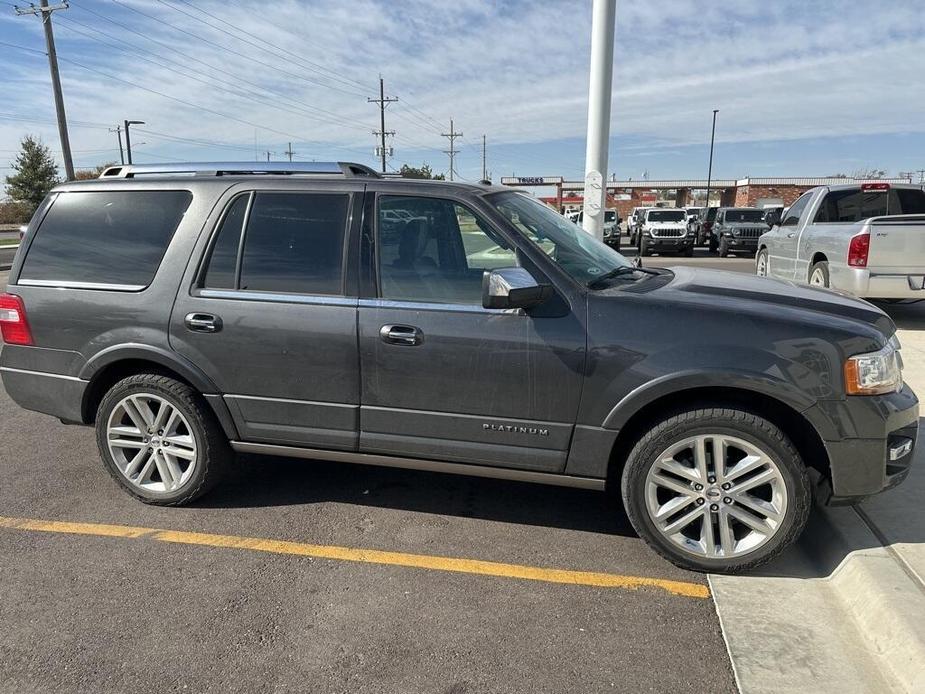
xmin=503 ymin=175 xmax=917 ymax=220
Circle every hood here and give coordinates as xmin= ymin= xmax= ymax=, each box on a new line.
xmin=657 ymin=266 xmax=894 ymax=336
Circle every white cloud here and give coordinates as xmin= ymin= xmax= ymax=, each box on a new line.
xmin=1 ymin=0 xmax=923 ymax=178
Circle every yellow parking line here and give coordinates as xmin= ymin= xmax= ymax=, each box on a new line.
xmin=0 ymin=515 xmax=709 ymax=599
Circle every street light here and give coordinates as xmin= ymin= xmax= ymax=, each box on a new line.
xmin=704 ymin=109 xmax=718 ymax=214
xmin=123 ymin=120 xmax=145 ymax=165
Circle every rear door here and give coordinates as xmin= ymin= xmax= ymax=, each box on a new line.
xmin=356 ymin=191 xmax=586 ymax=473
xmin=170 ymin=182 xmax=363 ymax=450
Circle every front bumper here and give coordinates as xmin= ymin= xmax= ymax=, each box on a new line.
xmin=721 ymin=235 xmax=759 ymax=252
xmin=805 ymin=385 xmax=919 ymax=504
xmin=645 ymin=235 xmax=694 ymax=251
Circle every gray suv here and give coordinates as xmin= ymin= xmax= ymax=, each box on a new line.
xmin=0 ymin=162 xmax=918 ymax=573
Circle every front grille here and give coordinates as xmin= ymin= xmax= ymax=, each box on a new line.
xmin=651 ymin=228 xmax=685 ymax=238
xmin=735 ymin=227 xmax=765 ymax=239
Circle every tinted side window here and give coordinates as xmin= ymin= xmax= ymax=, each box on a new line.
xmin=814 ymin=188 xmax=925 ymax=223
xmin=203 ymin=194 xmax=248 ymax=289
xmin=781 ymin=194 xmax=812 ymax=227
xmin=21 ymin=190 xmax=191 ymax=287
xmin=239 ymin=192 xmax=348 ymax=295
xmin=377 ymin=195 xmax=515 ymax=304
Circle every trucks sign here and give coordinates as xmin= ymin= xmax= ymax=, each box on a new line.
xmin=500 ymin=176 xmax=564 ymax=186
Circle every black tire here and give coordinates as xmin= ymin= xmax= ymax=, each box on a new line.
xmin=620 ymin=406 xmax=812 ymax=574
xmin=95 ymin=373 xmax=231 ymax=505
xmin=682 ymin=245 xmax=694 ymax=257
xmin=718 ymin=237 xmax=729 ymax=257
xmin=809 ymin=260 xmax=830 ymax=288
xmin=639 ymin=236 xmax=651 ymax=257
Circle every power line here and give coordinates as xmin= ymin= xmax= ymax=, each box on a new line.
xmin=56 ymin=10 xmax=375 ymax=135
xmin=368 ymin=77 xmax=397 ymax=174
xmin=108 ymin=0 xmax=369 ymax=99
xmin=441 ymin=119 xmax=462 ymax=182
xmin=13 ymin=0 xmax=75 ymax=180
xmin=172 ymin=0 xmax=375 ymax=95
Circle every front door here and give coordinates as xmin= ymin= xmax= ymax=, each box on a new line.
xmin=770 ymin=192 xmax=814 ymax=280
xmin=357 ymin=192 xmax=586 ymax=473
xmin=170 ymin=185 xmax=361 ymax=450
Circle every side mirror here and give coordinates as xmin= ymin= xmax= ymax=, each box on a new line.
xmin=482 ymin=267 xmax=553 ymax=310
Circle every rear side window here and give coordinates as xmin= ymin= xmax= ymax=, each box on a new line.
xmin=202 ymin=192 xmax=349 ymax=295
xmin=814 ymin=188 xmax=925 ymax=223
xmin=21 ymin=190 xmax=191 ymax=288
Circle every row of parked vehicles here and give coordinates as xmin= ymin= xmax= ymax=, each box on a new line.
xmin=625 ymin=205 xmax=780 ymax=257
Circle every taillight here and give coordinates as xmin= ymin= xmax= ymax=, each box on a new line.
xmin=861 ymin=182 xmax=890 ymax=192
xmin=0 ymin=293 xmax=33 ymax=345
xmin=848 ymin=232 xmax=870 ymax=268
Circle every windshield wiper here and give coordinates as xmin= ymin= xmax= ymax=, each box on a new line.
xmin=587 ymin=265 xmax=660 ymax=289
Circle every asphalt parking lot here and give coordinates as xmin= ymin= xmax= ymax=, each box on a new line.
xmin=0 ymin=259 xmax=737 ymax=692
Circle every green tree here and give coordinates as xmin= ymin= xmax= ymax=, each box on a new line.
xmin=4 ymin=136 xmax=60 ymax=213
xmin=399 ymin=163 xmax=445 ymax=180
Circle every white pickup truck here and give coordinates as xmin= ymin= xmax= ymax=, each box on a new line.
xmin=756 ymin=182 xmax=925 ymax=299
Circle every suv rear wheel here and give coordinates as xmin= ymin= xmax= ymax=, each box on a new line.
xmin=96 ymin=374 xmax=231 ymax=505
xmin=621 ymin=407 xmax=811 ymax=573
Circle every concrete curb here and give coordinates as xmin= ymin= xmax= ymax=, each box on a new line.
xmin=832 ymin=508 xmax=925 ymax=692
xmin=711 ymin=501 xmax=925 ymax=693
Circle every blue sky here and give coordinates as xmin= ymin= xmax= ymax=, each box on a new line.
xmin=1 ymin=0 xmax=924 ymax=183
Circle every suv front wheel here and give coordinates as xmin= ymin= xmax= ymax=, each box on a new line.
xmin=621 ymin=407 xmax=811 ymax=573
xmin=96 ymin=374 xmax=231 ymax=505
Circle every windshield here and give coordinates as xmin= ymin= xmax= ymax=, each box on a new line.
xmin=647 ymin=210 xmax=685 ymax=222
xmin=605 ymin=210 xmax=617 ymax=221
xmin=488 ymin=192 xmax=631 ymax=285
xmin=724 ymin=209 xmax=765 ymax=223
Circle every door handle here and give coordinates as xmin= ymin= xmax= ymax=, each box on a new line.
xmin=379 ymin=324 xmax=423 ymax=346
xmin=185 ymin=312 xmax=223 ymax=333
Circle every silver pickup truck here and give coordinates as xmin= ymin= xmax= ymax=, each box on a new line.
xmin=756 ymin=182 xmax=925 ymax=298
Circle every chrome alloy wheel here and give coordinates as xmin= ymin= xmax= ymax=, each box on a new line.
xmin=644 ymin=434 xmax=788 ymax=559
xmin=756 ymin=251 xmax=768 ymax=276
xmin=106 ymin=393 xmax=198 ymax=493
xmin=809 ymin=267 xmax=826 ymax=286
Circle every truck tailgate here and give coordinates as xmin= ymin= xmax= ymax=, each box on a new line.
xmin=867 ymin=214 xmax=925 ymax=270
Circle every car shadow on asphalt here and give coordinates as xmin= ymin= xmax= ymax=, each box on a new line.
xmin=875 ymin=300 xmax=925 ymax=330
xmin=197 ymin=453 xmax=639 ymax=538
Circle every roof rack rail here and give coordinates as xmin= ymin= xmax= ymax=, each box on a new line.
xmin=97 ymin=161 xmax=381 ymax=179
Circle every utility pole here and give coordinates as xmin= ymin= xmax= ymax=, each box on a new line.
xmin=581 ymin=0 xmax=616 ymax=241
xmin=16 ymin=0 xmax=74 ymax=180
xmin=110 ymin=125 xmax=124 ymax=165
xmin=123 ymin=119 xmax=144 ymax=165
xmin=704 ymin=109 xmax=719 ymax=210
xmin=285 ymin=142 xmax=296 ymax=162
xmin=265 ymin=150 xmax=274 ymax=162
xmin=917 ymin=169 xmax=925 ymax=185
xmin=481 ymin=134 xmax=487 ymax=181
xmin=368 ymin=76 xmax=397 ymax=173
xmin=442 ymin=119 xmax=462 ymax=182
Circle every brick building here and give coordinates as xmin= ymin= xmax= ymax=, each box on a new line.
xmin=536 ymin=176 xmax=915 ymax=219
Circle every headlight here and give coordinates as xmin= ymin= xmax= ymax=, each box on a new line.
xmin=844 ymin=340 xmax=903 ymax=395
xmin=732 ymin=229 xmax=740 ymax=236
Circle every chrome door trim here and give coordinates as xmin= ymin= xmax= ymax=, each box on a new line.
xmin=230 ymin=441 xmax=605 ymax=490
xmin=196 ymin=288 xmax=358 ymax=307
xmin=0 ymin=366 xmax=87 ymax=382
xmin=358 ymin=297 xmax=518 ymax=315
xmin=227 ymin=393 xmax=357 ymax=408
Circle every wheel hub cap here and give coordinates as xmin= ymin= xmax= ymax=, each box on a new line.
xmin=106 ymin=393 xmax=198 ymax=493
xmin=644 ymin=434 xmax=788 ymax=559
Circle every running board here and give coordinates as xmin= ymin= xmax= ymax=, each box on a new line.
xmin=230 ymin=441 xmax=606 ymax=491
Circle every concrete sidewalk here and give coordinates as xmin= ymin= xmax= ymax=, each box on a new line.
xmin=712 ymin=324 xmax=925 ymax=693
